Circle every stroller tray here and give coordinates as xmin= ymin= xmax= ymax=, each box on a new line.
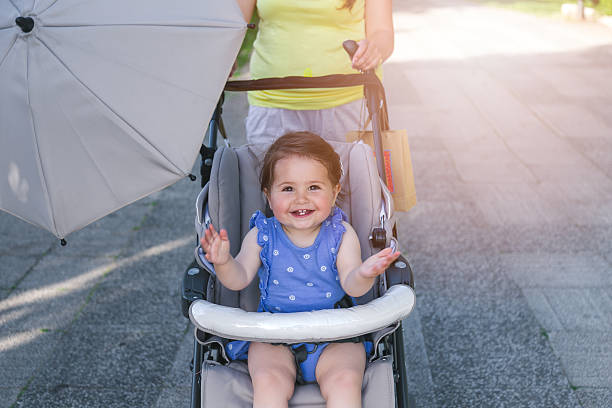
xmin=189 ymin=284 xmax=415 ymax=343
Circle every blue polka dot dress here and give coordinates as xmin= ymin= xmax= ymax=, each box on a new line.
xmin=225 ymin=207 xmax=348 ymax=361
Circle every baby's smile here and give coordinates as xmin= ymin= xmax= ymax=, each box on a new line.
xmin=291 ymin=209 xmax=314 ymax=217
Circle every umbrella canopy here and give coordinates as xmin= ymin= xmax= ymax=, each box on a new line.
xmin=0 ymin=0 xmax=246 ymax=239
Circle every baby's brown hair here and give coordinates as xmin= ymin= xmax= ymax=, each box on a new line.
xmin=260 ymin=132 xmax=342 ymax=193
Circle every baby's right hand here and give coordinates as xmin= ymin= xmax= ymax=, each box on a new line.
xmin=200 ymin=224 xmax=231 ymax=265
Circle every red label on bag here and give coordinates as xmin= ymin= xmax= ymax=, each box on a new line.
xmin=383 ymin=150 xmax=394 ymax=193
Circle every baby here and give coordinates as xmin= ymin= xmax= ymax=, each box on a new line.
xmin=201 ymin=131 xmax=399 ymax=408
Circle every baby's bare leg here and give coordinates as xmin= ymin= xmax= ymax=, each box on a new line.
xmin=248 ymin=342 xmax=296 ymax=408
xmin=316 ymin=342 xmax=366 ymax=408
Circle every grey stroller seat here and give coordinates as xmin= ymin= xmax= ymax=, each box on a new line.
xmin=183 ymin=140 xmax=415 ymax=407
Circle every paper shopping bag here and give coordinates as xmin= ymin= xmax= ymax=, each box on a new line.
xmin=346 ymin=129 xmax=417 ymax=212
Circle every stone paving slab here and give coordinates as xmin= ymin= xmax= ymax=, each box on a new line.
xmin=501 ymin=253 xmax=612 ymax=289
xmin=534 ymin=182 xmax=612 ymax=226
xmin=432 ymin=385 xmax=580 ymax=408
xmin=532 ymin=103 xmax=612 ymax=141
xmin=528 ymin=161 xmax=612 ymax=186
xmin=588 ymin=288 xmax=612 ymax=320
xmin=0 ymin=327 xmax=62 ymax=386
xmin=407 ymin=253 xmax=514 ymax=294
xmin=402 ymin=310 xmax=437 ymax=408
xmin=488 ymin=224 xmax=611 ymax=255
xmin=41 ymin=201 xmax=153 ymax=260
xmin=0 ymin=388 xmax=20 ymax=408
xmin=591 ymin=101 xmax=612 ymax=131
xmin=566 ymin=137 xmax=612 ymax=180
xmin=410 ymin=150 xmax=463 ymax=185
xmin=418 ymin=288 xmax=580 ymax=406
xmin=17 ymin=384 xmax=160 ymax=408
xmin=32 ymin=326 xmax=181 ymax=389
xmin=0 ymin=256 xmax=39 ymax=291
xmin=453 ymin=152 xmax=535 ymax=184
xmin=522 ymin=288 xmax=565 ymax=331
xmin=556 ymin=355 xmax=612 ymax=388
xmin=465 ymin=183 xmax=570 ymax=226
xmin=545 ymin=289 xmax=611 ymax=331
xmin=0 ymin=288 xmax=86 ymax=332
xmin=11 ymin=254 xmax=115 ymax=292
xmin=575 ymin=387 xmax=612 ymax=408
xmin=154 ymin=386 xmax=192 ymax=408
xmin=153 ymin=329 xmax=193 ymax=408
xmin=0 ymin=216 xmax=56 ymax=257
xmin=398 ymin=212 xmax=497 ymax=256
xmin=552 ymin=326 xmax=611 ymax=346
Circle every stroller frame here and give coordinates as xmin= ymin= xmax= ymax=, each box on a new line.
xmin=181 ymin=49 xmax=415 ymax=407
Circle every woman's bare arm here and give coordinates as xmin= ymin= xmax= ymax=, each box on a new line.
xmin=235 ymin=0 xmax=256 ymax=23
xmin=352 ymin=0 xmax=394 ymax=71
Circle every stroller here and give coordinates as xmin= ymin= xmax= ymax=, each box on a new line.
xmin=181 ymin=41 xmax=416 ymax=408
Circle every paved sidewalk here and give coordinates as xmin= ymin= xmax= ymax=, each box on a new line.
xmin=392 ymin=1 xmax=612 ymax=406
xmin=1 ymin=0 xmax=611 ymax=407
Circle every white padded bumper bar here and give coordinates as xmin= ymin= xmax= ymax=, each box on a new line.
xmin=189 ymin=284 xmax=415 ymax=343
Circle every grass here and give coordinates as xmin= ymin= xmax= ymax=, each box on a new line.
xmin=470 ymin=0 xmax=599 ymax=16
xmin=9 ymin=377 xmax=34 ymax=408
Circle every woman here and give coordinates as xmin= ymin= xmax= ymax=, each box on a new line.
xmin=235 ymin=0 xmax=394 ymax=144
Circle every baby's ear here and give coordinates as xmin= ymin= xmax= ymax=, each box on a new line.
xmin=263 ymin=188 xmax=272 ymax=206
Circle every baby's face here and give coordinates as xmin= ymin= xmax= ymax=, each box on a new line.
xmin=265 ymin=156 xmax=340 ymax=236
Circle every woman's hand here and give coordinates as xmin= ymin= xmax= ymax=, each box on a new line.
xmin=358 ymin=247 xmax=400 ymax=279
xmin=351 ymin=39 xmax=383 ymax=71
xmin=200 ymin=224 xmax=231 ymax=265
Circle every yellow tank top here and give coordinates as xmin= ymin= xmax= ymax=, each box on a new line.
xmin=248 ymin=0 xmax=365 ymax=110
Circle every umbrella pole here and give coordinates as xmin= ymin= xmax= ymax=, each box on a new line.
xmin=200 ymin=95 xmax=225 ymax=187
xmin=206 ymin=94 xmax=225 ymax=148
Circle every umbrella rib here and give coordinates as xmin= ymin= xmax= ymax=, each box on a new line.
xmin=37 ymin=0 xmax=61 ymax=16
xmin=0 ymin=34 xmax=17 ymax=71
xmin=8 ymin=0 xmax=20 ymax=13
xmin=41 ymin=26 xmax=221 ymax=100
xmin=34 ymin=34 xmax=186 ymax=176
xmin=41 ymin=23 xmax=245 ymax=29
xmin=25 ymin=38 xmax=61 ymax=237
xmin=55 ymin=95 xmax=123 ymax=205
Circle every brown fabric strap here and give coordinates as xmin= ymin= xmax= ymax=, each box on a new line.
xmin=224 ymin=73 xmax=382 ymax=92
xmin=224 ymin=72 xmax=389 ymax=131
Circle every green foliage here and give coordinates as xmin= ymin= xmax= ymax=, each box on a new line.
xmin=596 ymin=0 xmax=612 ymax=15
xmin=472 ymin=0 xmax=568 ymax=16
xmin=471 ymin=0 xmax=603 ymax=16
xmin=235 ymin=15 xmax=259 ymax=75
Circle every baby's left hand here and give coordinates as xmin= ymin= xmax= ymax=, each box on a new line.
xmin=359 ymin=247 xmax=400 ymax=279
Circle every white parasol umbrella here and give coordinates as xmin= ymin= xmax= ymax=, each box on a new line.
xmin=0 ymin=0 xmax=246 ymax=240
